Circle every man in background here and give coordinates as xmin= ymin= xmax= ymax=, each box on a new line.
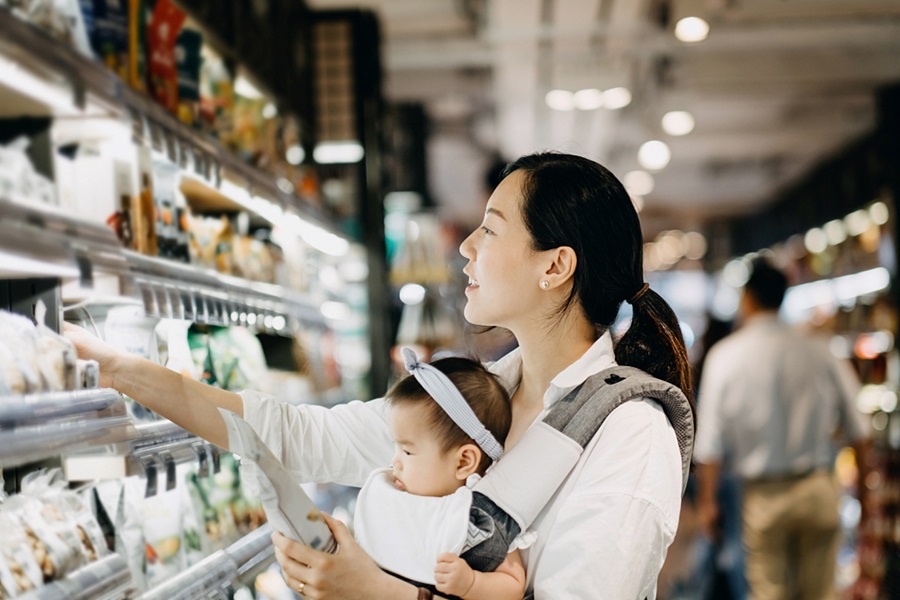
xmin=694 ymin=258 xmax=869 ymax=600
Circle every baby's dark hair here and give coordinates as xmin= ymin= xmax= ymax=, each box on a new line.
xmin=387 ymin=356 xmax=511 ymax=475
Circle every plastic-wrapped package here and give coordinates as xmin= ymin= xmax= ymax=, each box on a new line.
xmin=75 ymin=359 xmax=100 ymax=389
xmin=15 ymin=470 xmax=88 ymax=578
xmin=0 ymin=512 xmax=44 ymax=597
xmin=14 ymin=0 xmax=93 ymax=57
xmin=177 ymin=465 xmax=205 ymax=568
xmin=0 ymin=312 xmax=44 ymax=394
xmin=0 ymin=338 xmax=28 ymax=396
xmin=93 ymin=478 xmax=147 ymax=592
xmin=140 ymin=486 xmax=186 ymax=588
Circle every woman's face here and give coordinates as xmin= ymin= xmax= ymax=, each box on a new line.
xmin=459 ymin=170 xmax=546 ymax=329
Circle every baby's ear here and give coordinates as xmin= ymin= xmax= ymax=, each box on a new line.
xmin=455 ymin=444 xmax=482 ymax=480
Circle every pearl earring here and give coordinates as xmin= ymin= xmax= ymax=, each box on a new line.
xmin=540 ymin=281 xmax=550 ymax=289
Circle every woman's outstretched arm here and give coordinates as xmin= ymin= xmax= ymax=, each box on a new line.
xmin=65 ymin=323 xmax=242 ymax=449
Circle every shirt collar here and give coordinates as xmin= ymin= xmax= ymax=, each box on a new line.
xmin=488 ymin=332 xmax=618 ymax=409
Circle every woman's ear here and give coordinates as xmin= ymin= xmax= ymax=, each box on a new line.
xmin=541 ymin=246 xmax=578 ymax=289
xmin=455 ymin=444 xmax=482 ymax=480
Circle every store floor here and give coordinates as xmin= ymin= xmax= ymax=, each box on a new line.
xmin=658 ymin=488 xmax=851 ymax=600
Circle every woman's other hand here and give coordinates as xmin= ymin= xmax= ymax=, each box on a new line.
xmin=273 ymin=513 xmax=412 ymax=599
xmin=63 ymin=322 xmax=124 ymax=389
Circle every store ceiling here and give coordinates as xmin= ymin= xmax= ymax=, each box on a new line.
xmin=307 ymin=0 xmax=900 ymax=236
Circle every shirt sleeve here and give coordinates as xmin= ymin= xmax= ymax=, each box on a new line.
xmin=239 ymin=390 xmax=395 ymax=487
xmin=829 ymin=350 xmax=868 ymax=443
xmin=693 ymin=346 xmax=728 ymax=465
xmin=530 ymin=400 xmax=680 ymax=599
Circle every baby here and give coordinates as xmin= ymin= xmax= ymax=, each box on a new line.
xmin=352 ymin=348 xmax=526 ymax=600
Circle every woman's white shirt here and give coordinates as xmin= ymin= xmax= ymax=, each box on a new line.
xmin=240 ymin=332 xmax=682 ymax=599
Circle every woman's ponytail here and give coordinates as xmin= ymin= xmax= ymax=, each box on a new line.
xmin=616 ymin=287 xmax=695 ymax=404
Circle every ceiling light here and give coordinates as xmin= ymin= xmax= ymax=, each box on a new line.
xmin=674 ymin=17 xmax=710 ymax=43
xmin=603 ymin=87 xmax=632 ymax=110
xmin=623 ymin=170 xmax=654 ymax=197
xmin=573 ymin=88 xmax=605 ymax=110
xmin=804 ymin=228 xmax=828 ymax=254
xmin=286 ymin=144 xmax=305 ymax=165
xmin=845 ymin=209 xmax=871 ymax=236
xmin=869 ymin=201 xmax=889 ymax=226
xmin=399 ymin=283 xmax=426 ymax=306
xmin=723 ymin=259 xmax=750 ymax=288
xmin=661 ymin=111 xmax=695 ymax=136
xmin=683 ymin=232 xmax=708 ymax=260
xmin=638 ymin=140 xmax=671 ymax=170
xmin=262 ymin=102 xmax=278 ymax=119
xmin=545 ymin=89 xmax=575 ymax=111
xmin=823 ymin=219 xmax=847 ymax=246
xmin=313 ymin=141 xmax=364 ymax=164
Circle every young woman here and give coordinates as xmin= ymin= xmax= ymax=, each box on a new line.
xmin=66 ymin=152 xmax=694 ymax=599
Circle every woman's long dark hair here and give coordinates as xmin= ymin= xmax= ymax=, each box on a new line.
xmin=501 ymin=152 xmax=695 ymax=403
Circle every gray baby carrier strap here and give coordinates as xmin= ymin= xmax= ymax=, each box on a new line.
xmin=461 ymin=365 xmax=695 ymax=573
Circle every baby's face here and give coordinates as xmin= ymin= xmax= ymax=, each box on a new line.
xmin=388 ymin=403 xmax=463 ymax=497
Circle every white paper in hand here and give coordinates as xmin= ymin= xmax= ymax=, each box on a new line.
xmin=218 ymin=408 xmax=337 ymax=553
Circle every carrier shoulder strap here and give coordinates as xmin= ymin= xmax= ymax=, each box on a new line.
xmin=462 ymin=365 xmax=694 ymax=572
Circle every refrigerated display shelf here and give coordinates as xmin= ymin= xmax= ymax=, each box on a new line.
xmin=64 ymin=418 xmax=224 ymax=495
xmin=0 ymin=196 xmax=325 ymax=331
xmin=0 ymin=7 xmax=335 ymax=234
xmin=16 ymin=554 xmax=135 ymax=600
xmin=141 ymin=524 xmax=275 ymax=600
xmin=0 ymin=388 xmax=134 ymax=468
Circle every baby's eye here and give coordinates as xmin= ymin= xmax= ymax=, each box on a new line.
xmin=480 ymin=225 xmax=493 ymax=235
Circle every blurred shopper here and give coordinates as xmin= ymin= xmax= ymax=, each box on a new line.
xmin=694 ymin=258 xmax=868 ymax=600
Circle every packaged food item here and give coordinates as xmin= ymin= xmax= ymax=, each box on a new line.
xmin=133 ymin=147 xmax=158 ymax=256
xmin=0 ymin=338 xmax=29 ymax=396
xmin=0 ymin=512 xmax=43 ymax=597
xmin=0 ymin=136 xmax=58 ymax=207
xmin=6 ymin=495 xmax=76 ymax=582
xmin=75 ymin=359 xmax=100 ymax=389
xmin=32 ymin=302 xmax=78 ymax=392
xmin=233 ymin=235 xmax=276 ymax=283
xmin=175 ymin=27 xmax=202 ymax=127
xmin=127 ymin=0 xmax=151 ymax=92
xmin=155 ymin=319 xmax=200 ymax=380
xmin=82 ymin=0 xmax=129 ymax=78
xmin=208 ymin=326 xmax=268 ymax=391
xmin=152 ymin=160 xmax=181 ymax=260
xmin=0 ymin=311 xmax=45 ymax=394
xmin=187 ymin=214 xmax=234 ymax=274
xmin=177 ymin=464 xmax=205 ymax=567
xmin=146 ymin=0 xmax=186 ymax=114
xmin=93 ymin=477 xmax=148 ymax=591
xmin=139 ymin=486 xmax=185 ymax=588
xmin=198 ymin=45 xmax=234 ymax=138
xmin=12 ymin=0 xmax=93 ymax=57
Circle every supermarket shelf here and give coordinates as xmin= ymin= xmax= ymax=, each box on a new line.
xmin=0 ymin=198 xmax=130 ymax=281
xmin=0 ymin=196 xmax=325 ymax=329
xmin=17 ymin=553 xmax=134 ymax=600
xmin=0 ymin=7 xmax=337 ymax=233
xmin=65 ymin=419 xmax=223 ymax=494
xmin=125 ymin=251 xmax=325 ymax=330
xmin=0 ymin=388 xmax=134 ymax=468
xmin=141 ymin=524 xmax=275 ymax=600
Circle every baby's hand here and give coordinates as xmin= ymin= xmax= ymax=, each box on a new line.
xmin=434 ymin=552 xmax=476 ymax=598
